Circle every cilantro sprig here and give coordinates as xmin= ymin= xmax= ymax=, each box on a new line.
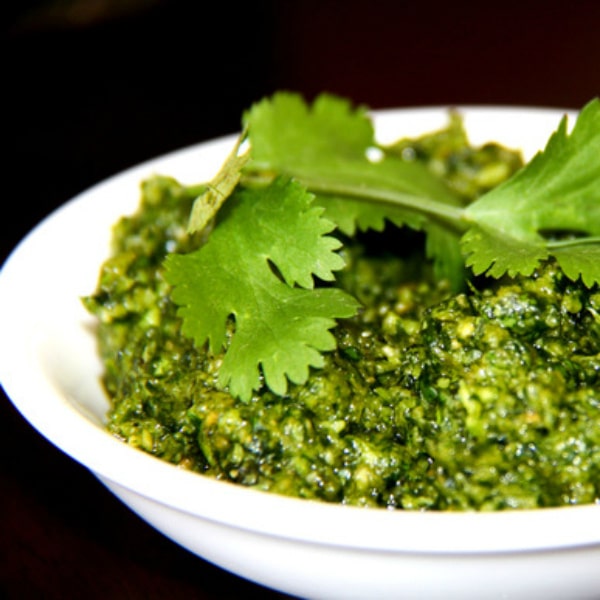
xmin=166 ymin=178 xmax=359 ymax=399
xmin=164 ymin=92 xmax=600 ymax=401
xmin=462 ymin=98 xmax=600 ymax=285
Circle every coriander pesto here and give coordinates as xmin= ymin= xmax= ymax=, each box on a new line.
xmin=84 ymin=106 xmax=600 ymax=511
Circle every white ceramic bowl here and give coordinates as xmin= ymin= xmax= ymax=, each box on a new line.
xmin=1 ymin=107 xmax=599 ymax=600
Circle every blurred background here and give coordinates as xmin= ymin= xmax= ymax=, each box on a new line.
xmin=2 ymin=0 xmax=599 ymax=597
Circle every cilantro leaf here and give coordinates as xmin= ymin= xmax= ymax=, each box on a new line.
xmin=164 ymin=178 xmax=359 ymax=401
xmin=243 ymin=92 xmax=374 ymax=170
xmin=244 ymin=92 xmax=466 ymax=285
xmin=461 ymin=223 xmax=548 ymax=278
xmin=552 ymin=242 xmax=600 ymax=287
xmin=463 ymin=98 xmax=600 ymax=282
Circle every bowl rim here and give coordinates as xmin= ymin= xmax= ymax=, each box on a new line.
xmin=2 ymin=104 xmax=599 ymax=556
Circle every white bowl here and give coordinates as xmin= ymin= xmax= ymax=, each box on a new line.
xmin=1 ymin=106 xmax=599 ymax=600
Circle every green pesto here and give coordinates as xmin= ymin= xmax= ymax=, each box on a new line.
xmin=84 ymin=123 xmax=600 ymax=511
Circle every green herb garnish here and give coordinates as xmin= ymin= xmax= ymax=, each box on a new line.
xmin=164 ymin=92 xmax=600 ymax=401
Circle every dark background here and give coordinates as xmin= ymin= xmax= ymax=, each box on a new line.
xmin=2 ymin=1 xmax=599 ymax=598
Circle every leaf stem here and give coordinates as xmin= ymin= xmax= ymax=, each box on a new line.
xmin=242 ymin=172 xmax=468 ymax=227
xmin=547 ymin=236 xmax=600 ymax=249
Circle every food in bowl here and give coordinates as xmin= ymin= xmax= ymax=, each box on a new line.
xmin=2 ymin=97 xmax=600 ymax=600
xmin=82 ymin=92 xmax=600 ymax=511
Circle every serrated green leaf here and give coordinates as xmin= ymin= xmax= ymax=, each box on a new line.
xmin=461 ymin=224 xmax=548 ymax=278
xmin=463 ymin=98 xmax=600 ymax=283
xmin=553 ymin=243 xmax=600 ymax=287
xmin=466 ymin=99 xmax=600 ymax=236
xmin=244 ymin=92 xmax=375 ymax=168
xmin=164 ymin=178 xmax=359 ymax=400
xmin=315 ymin=194 xmax=426 ymax=236
xmin=245 ymin=93 xmax=460 ymax=214
xmin=244 ymin=91 xmax=464 ymax=284
xmin=220 ymin=285 xmax=357 ymax=399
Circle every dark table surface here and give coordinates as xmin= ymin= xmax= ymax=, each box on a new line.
xmin=2 ymin=1 xmax=599 ymax=598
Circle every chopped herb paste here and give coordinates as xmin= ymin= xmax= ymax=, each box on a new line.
xmin=84 ymin=113 xmax=600 ymax=511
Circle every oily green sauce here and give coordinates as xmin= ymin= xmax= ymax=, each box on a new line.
xmin=84 ymin=120 xmax=600 ymax=510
